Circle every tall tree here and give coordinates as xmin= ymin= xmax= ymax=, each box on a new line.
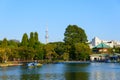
xmin=64 ymin=25 xmax=89 ymax=60
xmin=21 ymin=33 xmax=28 ymax=47
xmin=29 ymin=32 xmax=35 ymax=47
xmin=34 ymin=32 xmax=39 ymax=43
xmin=34 ymin=32 xmax=40 ymax=49
xmin=64 ymin=25 xmax=87 ymax=45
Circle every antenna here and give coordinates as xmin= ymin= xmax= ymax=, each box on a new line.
xmin=45 ymin=26 xmax=49 ymax=44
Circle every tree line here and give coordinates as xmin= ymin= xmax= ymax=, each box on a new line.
xmin=0 ymin=25 xmax=91 ymax=63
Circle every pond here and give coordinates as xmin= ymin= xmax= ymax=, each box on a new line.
xmin=0 ymin=63 xmax=120 ymax=80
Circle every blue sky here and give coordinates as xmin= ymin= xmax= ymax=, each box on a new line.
xmin=0 ymin=0 xmax=120 ymax=43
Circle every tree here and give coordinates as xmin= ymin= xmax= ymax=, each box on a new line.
xmin=74 ymin=43 xmax=91 ymax=60
xmin=53 ymin=42 xmax=65 ymax=55
xmin=62 ymin=52 xmax=69 ymax=61
xmin=9 ymin=48 xmax=19 ymax=61
xmin=29 ymin=32 xmax=35 ymax=47
xmin=8 ymin=40 xmax=19 ymax=48
xmin=8 ymin=40 xmax=19 ymax=61
xmin=1 ymin=38 xmax=8 ymax=48
xmin=21 ymin=33 xmax=29 ymax=47
xmin=44 ymin=43 xmax=58 ymax=61
xmin=64 ymin=25 xmax=89 ymax=60
xmin=34 ymin=43 xmax=45 ymax=60
xmin=0 ymin=48 xmax=6 ymax=62
xmin=18 ymin=46 xmax=35 ymax=61
xmin=64 ymin=25 xmax=87 ymax=45
xmin=0 ymin=38 xmax=12 ymax=63
xmin=34 ymin=32 xmax=39 ymax=43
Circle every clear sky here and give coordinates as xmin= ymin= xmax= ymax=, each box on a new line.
xmin=0 ymin=0 xmax=120 ymax=43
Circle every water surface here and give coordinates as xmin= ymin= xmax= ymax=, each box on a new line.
xmin=0 ymin=63 xmax=120 ymax=80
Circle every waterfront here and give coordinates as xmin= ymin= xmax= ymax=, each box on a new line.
xmin=0 ymin=63 xmax=120 ymax=80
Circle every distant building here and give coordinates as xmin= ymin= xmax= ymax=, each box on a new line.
xmin=89 ymin=37 xmax=120 ymax=48
xmin=89 ymin=37 xmax=120 ymax=62
xmin=92 ymin=42 xmax=110 ymax=53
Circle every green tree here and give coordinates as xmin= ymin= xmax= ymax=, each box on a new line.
xmin=62 ymin=52 xmax=69 ymax=61
xmin=21 ymin=33 xmax=29 ymax=47
xmin=34 ymin=32 xmax=41 ymax=49
xmin=9 ymin=48 xmax=19 ymax=61
xmin=18 ymin=47 xmax=35 ymax=61
xmin=64 ymin=25 xmax=89 ymax=60
xmin=8 ymin=40 xmax=19 ymax=48
xmin=64 ymin=25 xmax=87 ymax=45
xmin=44 ymin=43 xmax=58 ymax=61
xmin=74 ymin=43 xmax=91 ymax=61
xmin=8 ymin=40 xmax=19 ymax=61
xmin=114 ymin=47 xmax=120 ymax=53
xmin=0 ymin=38 xmax=12 ymax=63
xmin=20 ymin=32 xmax=44 ymax=61
xmin=34 ymin=32 xmax=39 ymax=43
xmin=1 ymin=38 xmax=8 ymax=48
xmin=53 ymin=42 xmax=65 ymax=58
xmin=34 ymin=43 xmax=45 ymax=60
xmin=29 ymin=32 xmax=35 ymax=47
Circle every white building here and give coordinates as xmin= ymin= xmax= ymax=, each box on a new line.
xmin=89 ymin=37 xmax=120 ymax=48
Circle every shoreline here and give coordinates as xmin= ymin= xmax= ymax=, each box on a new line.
xmin=0 ymin=60 xmax=119 ymax=67
xmin=0 ymin=62 xmax=23 ymax=67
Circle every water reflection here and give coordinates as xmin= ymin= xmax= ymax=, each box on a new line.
xmin=65 ymin=72 xmax=89 ymax=80
xmin=89 ymin=63 xmax=120 ymax=80
xmin=0 ymin=66 xmax=21 ymax=80
xmin=0 ymin=63 xmax=120 ymax=80
xmin=64 ymin=63 xmax=90 ymax=80
xmin=20 ymin=74 xmax=40 ymax=80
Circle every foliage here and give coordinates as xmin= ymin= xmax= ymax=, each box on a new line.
xmin=44 ymin=43 xmax=58 ymax=60
xmin=64 ymin=25 xmax=87 ymax=45
xmin=29 ymin=32 xmax=35 ymax=47
xmin=21 ymin=33 xmax=28 ymax=47
xmin=0 ymin=25 xmax=91 ymax=62
xmin=34 ymin=43 xmax=45 ymax=60
xmin=113 ymin=47 xmax=120 ymax=53
xmin=1 ymin=38 xmax=8 ymax=48
xmin=0 ymin=38 xmax=13 ymax=63
xmin=74 ymin=43 xmax=91 ymax=60
xmin=0 ymin=47 xmax=12 ymax=63
xmin=53 ymin=42 xmax=65 ymax=55
xmin=64 ymin=25 xmax=90 ymax=60
xmin=62 ymin=52 xmax=69 ymax=61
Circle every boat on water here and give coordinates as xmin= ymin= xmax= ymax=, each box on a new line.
xmin=27 ymin=62 xmax=42 ymax=67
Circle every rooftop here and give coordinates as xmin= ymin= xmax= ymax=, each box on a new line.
xmin=93 ymin=43 xmax=110 ymax=48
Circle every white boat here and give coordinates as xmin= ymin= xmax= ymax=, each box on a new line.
xmin=27 ymin=62 xmax=42 ymax=67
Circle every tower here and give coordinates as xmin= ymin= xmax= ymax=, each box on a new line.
xmin=45 ymin=27 xmax=49 ymax=44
